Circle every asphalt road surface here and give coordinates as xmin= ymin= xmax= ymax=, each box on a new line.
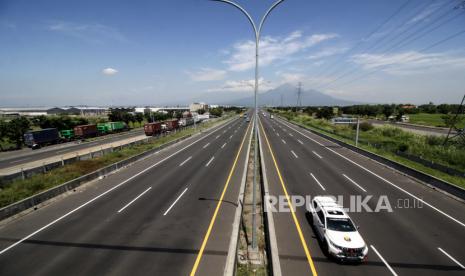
xmin=260 ymin=113 xmax=465 ymax=276
xmin=367 ymin=119 xmax=456 ymax=137
xmin=0 ymin=115 xmax=253 ymax=275
xmin=0 ymin=129 xmax=146 ymax=170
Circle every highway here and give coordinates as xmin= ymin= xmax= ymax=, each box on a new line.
xmin=0 ymin=129 xmax=146 ymax=170
xmin=0 ymin=115 xmax=252 ymax=275
xmin=259 ymin=113 xmax=465 ymax=276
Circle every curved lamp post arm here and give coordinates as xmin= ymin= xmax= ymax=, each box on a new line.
xmin=210 ymin=0 xmax=259 ymax=40
xmin=258 ymin=0 xmax=285 ymax=40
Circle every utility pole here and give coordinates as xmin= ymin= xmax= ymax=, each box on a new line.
xmin=355 ymin=117 xmax=360 ymax=147
xmin=297 ymin=82 xmax=302 ymax=108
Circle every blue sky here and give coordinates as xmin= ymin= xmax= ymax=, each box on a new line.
xmin=1 ymin=0 xmax=465 ymax=106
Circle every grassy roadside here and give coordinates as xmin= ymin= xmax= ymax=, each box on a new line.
xmin=273 ymin=111 xmax=465 ymax=189
xmin=0 ymin=116 xmax=233 ymax=208
xmin=409 ymin=113 xmax=465 ymax=129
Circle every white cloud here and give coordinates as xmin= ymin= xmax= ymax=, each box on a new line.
xmin=307 ymin=47 xmax=348 ymax=60
xmin=207 ymin=78 xmax=275 ymax=92
xmin=187 ymin=68 xmax=227 ymax=81
xmin=102 ymin=68 xmax=118 ymax=75
xmin=225 ymin=31 xmax=338 ymax=71
xmin=48 ymin=21 xmax=127 ymax=43
xmin=351 ymin=51 xmax=465 ymax=75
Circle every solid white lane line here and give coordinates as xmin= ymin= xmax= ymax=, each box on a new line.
xmin=281 ymin=139 xmax=286 ymax=144
xmin=203 ymin=143 xmax=210 ymax=149
xmin=221 ymin=143 xmax=227 ymax=149
xmin=371 ymin=245 xmax=398 ymax=276
xmin=0 ymin=118 xmax=235 ymax=256
xmin=206 ymin=156 xmax=215 ymax=167
xmin=291 ymin=150 xmax=298 ymax=158
xmin=438 ymin=248 xmax=465 ymax=269
xmin=310 ymin=173 xmax=326 ymax=191
xmin=163 ymin=188 xmax=189 ymax=216
xmin=298 ymin=139 xmax=304 ymax=145
xmin=278 ymin=118 xmax=465 ymax=228
xmin=342 ymin=174 xmax=367 ymax=193
xmin=117 ymin=187 xmax=152 ymax=213
xmin=179 ymin=156 xmax=192 ymax=166
xmin=312 ymin=151 xmax=323 ymax=159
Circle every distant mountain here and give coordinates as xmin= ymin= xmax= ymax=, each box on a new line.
xmin=230 ymin=83 xmax=357 ymax=106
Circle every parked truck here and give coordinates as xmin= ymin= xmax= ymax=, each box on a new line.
xmin=24 ymin=128 xmax=60 ymax=149
xmin=74 ymin=124 xmax=98 ymax=138
xmin=163 ymin=119 xmax=179 ymax=131
xmin=144 ymin=122 xmax=163 ymax=136
xmin=97 ymin=122 xmax=127 ymax=134
xmin=60 ymin=129 xmax=75 ymax=140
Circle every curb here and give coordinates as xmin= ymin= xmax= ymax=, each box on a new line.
xmin=0 ymin=117 xmax=235 ymax=222
xmin=258 ymin=118 xmax=282 ymax=276
xmin=278 ymin=116 xmax=465 ymax=202
xmin=224 ymin=118 xmax=253 ymax=276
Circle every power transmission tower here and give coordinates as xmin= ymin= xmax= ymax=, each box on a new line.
xmin=444 ymin=93 xmax=465 ymax=145
xmin=296 ymin=82 xmax=303 ymax=107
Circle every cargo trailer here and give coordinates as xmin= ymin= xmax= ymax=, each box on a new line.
xmin=60 ymin=129 xmax=75 ymax=140
xmin=144 ymin=122 xmax=163 ymax=136
xmin=74 ymin=124 xmax=98 ymax=138
xmin=164 ymin=119 xmax=179 ymax=131
xmin=24 ymin=128 xmax=60 ymax=148
xmin=97 ymin=122 xmax=127 ymax=134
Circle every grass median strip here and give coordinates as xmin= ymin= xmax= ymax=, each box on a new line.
xmin=0 ymin=117 xmax=231 ymax=208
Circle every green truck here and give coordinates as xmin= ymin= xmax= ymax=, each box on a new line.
xmin=97 ymin=122 xmax=127 ymax=134
xmin=60 ymin=129 xmax=75 ymax=140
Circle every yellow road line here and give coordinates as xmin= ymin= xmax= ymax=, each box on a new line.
xmin=190 ymin=118 xmax=252 ymax=276
xmin=259 ymin=118 xmax=318 ymax=276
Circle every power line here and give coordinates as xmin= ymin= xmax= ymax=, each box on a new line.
xmin=309 ymin=0 xmax=414 ymax=84
xmin=323 ymin=28 xmax=465 ymax=91
xmin=315 ymin=2 xmax=463 ymax=91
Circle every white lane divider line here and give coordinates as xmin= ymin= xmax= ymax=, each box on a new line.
xmin=216 ymin=135 xmax=220 ymax=139
xmin=298 ymin=139 xmax=304 ymax=145
xmin=221 ymin=143 xmax=227 ymax=149
xmin=371 ymin=245 xmax=398 ymax=276
xmin=205 ymin=156 xmax=215 ymax=167
xmin=289 ymin=133 xmax=293 ymax=137
xmin=163 ymin=188 xmax=189 ymax=216
xmin=281 ymin=139 xmax=286 ymax=144
xmin=312 ymin=151 xmax=323 ymax=159
xmin=230 ymin=135 xmax=233 ymax=139
xmin=279 ymin=118 xmax=465 ymax=228
xmin=9 ymin=158 xmax=31 ymax=164
xmin=438 ymin=247 xmax=465 ymax=269
xmin=118 ymin=187 xmax=152 ymax=213
xmin=342 ymin=174 xmax=367 ymax=193
xmin=203 ymin=143 xmax=210 ymax=149
xmin=291 ymin=150 xmax=298 ymax=158
xmin=310 ymin=173 xmax=326 ymax=191
xmin=277 ymin=133 xmax=280 ymax=137
xmin=223 ymin=130 xmax=227 ymax=133
xmin=179 ymin=156 xmax=192 ymax=167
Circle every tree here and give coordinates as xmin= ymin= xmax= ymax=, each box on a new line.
xmin=135 ymin=113 xmax=144 ymax=127
xmin=6 ymin=117 xmax=31 ymax=148
xmin=315 ymin=107 xmax=334 ymax=120
xmin=0 ymin=120 xmax=7 ymax=151
xmin=197 ymin=109 xmax=206 ymax=115
xmin=382 ymin=105 xmax=395 ymax=119
xmin=209 ymin=108 xmax=223 ymax=117
xmin=122 ymin=113 xmax=134 ymax=127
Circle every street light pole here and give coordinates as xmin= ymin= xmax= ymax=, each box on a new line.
xmin=211 ymin=0 xmax=285 ymax=250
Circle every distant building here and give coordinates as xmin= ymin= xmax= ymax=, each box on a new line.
xmin=190 ymin=102 xmax=209 ymax=112
xmin=401 ymin=104 xmax=416 ymax=109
